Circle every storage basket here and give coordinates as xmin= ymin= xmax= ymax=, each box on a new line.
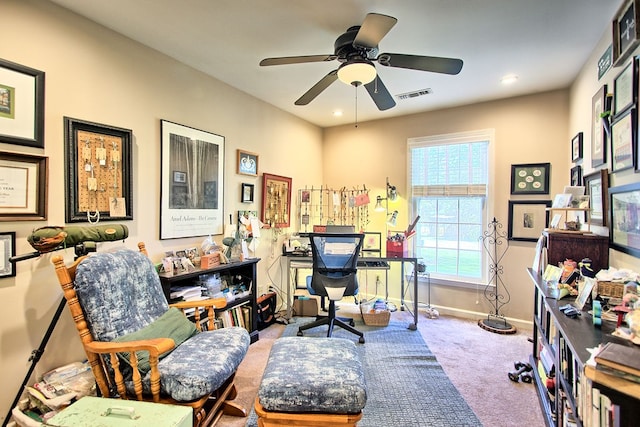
xmin=596 ymin=281 xmax=625 ymax=298
xmin=360 ymin=305 xmax=390 ymax=326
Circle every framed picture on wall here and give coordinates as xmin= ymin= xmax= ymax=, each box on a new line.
xmin=570 ymin=165 xmax=582 ymax=187
xmin=0 ymin=231 xmax=16 ymax=278
xmin=64 ymin=117 xmax=133 ymax=223
xmin=571 ymin=132 xmax=583 ymax=162
xmin=160 ymin=120 xmax=225 ymax=239
xmin=510 ymin=163 xmax=550 ymax=195
xmin=591 ymin=85 xmax=608 ymax=168
xmin=609 ymin=181 xmax=640 ymax=257
xmin=613 ymin=57 xmax=638 ymax=115
xmin=237 ymin=149 xmax=258 ymax=176
xmin=583 ymin=169 xmax=609 ymax=226
xmin=612 ymin=0 xmax=640 ymax=67
xmin=0 ymin=152 xmax=48 ymax=221
xmin=507 ymin=200 xmax=552 ymax=242
xmin=0 ymin=59 xmax=45 ymax=149
xmin=610 ymin=107 xmax=636 ymax=173
xmin=241 ymin=183 xmax=254 ymax=203
xmin=261 ymin=173 xmax=292 ymax=228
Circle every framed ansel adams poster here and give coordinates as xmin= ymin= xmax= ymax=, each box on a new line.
xmin=160 ymin=120 xmax=224 ymax=239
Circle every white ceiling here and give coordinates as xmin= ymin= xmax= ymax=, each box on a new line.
xmin=48 ymin=0 xmax=620 ymax=128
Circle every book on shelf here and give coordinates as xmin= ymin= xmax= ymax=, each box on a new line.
xmin=595 ymin=342 xmax=640 ymax=377
xmin=594 ymin=363 xmax=640 ymax=384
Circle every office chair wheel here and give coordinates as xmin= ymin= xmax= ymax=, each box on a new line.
xmin=358 ymin=336 xmax=365 ymax=344
xmin=297 ymin=330 xmax=303 ymax=337
xmin=349 ymin=319 xmax=355 ymax=326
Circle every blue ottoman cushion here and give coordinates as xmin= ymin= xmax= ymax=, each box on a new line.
xmin=258 ymin=336 xmax=367 ymax=413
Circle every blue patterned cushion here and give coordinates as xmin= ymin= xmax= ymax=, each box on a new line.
xmin=158 ymin=326 xmax=250 ymax=401
xmin=258 ymin=337 xmax=367 ymax=413
xmin=75 ymin=250 xmax=168 ymax=342
xmin=73 ymin=249 xmax=250 ymax=402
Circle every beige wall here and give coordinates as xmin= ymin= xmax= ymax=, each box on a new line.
xmin=2 ymin=0 xmax=640 ymax=422
xmin=323 ymin=90 xmax=570 ymax=322
xmin=0 ymin=0 xmax=323 ymax=418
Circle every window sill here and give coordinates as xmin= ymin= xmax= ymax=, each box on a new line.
xmin=421 ymin=276 xmax=491 ymax=290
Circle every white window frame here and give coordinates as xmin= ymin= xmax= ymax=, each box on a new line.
xmin=407 ymin=129 xmax=495 ymax=289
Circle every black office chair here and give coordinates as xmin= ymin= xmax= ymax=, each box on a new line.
xmin=297 ymin=233 xmax=365 ymax=343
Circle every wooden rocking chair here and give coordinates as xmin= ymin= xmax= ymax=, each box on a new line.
xmin=51 ymin=242 xmax=250 ymax=427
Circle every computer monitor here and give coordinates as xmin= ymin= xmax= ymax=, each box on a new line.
xmin=324 ymin=225 xmax=355 ymax=233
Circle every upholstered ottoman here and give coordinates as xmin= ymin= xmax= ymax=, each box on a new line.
xmin=255 ymin=336 xmax=367 ymax=427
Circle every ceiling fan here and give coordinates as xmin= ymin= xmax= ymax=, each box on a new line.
xmin=259 ymin=13 xmax=463 ymax=111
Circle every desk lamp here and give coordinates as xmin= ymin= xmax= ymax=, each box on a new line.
xmin=374 ymin=177 xmax=398 ymax=227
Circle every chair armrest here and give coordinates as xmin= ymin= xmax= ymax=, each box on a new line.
xmin=170 ymin=297 xmax=227 ymax=331
xmin=85 ymin=338 xmax=175 ymax=356
xmin=170 ymin=296 xmax=227 ymax=310
xmin=85 ymin=338 xmax=175 ymax=402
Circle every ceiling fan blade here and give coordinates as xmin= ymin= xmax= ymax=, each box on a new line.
xmin=260 ymin=54 xmax=336 ymax=66
xmin=353 ymin=13 xmax=397 ymax=49
xmin=295 ymin=70 xmax=339 ymax=105
xmin=364 ymin=76 xmax=396 ymax=111
xmin=377 ymin=53 xmax=463 ymax=75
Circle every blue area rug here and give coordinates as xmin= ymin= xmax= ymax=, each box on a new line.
xmin=246 ymin=318 xmax=482 ymax=426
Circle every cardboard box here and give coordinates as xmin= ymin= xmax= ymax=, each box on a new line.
xmin=386 ymin=239 xmax=408 ymax=258
xmin=201 ymin=252 xmax=221 ymax=269
xmin=293 ymin=297 xmax=318 ymax=317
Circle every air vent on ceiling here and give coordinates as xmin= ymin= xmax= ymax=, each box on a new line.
xmin=396 ymin=88 xmax=432 ymax=100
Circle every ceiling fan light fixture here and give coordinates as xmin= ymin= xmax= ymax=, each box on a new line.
xmin=337 ymin=60 xmax=376 ymax=86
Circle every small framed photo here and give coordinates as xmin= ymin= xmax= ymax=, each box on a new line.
xmin=241 ymin=183 xmax=254 ymax=203
xmin=508 ymin=200 xmax=551 ymax=242
xmin=0 ymin=59 xmax=45 ymax=149
xmin=612 ymin=0 xmax=640 ymax=67
xmin=609 ymin=181 xmax=640 ymax=257
xmin=591 ymin=85 xmax=608 ymax=168
xmin=571 ymin=132 xmax=583 ymax=162
xmin=0 ymin=231 xmax=16 ymax=278
xmin=570 ymin=165 xmax=582 ymax=186
xmin=583 ymin=169 xmax=609 ymax=227
xmin=610 ymin=107 xmax=636 ymax=173
xmin=613 ymin=58 xmax=638 ymax=115
xmin=510 ymin=163 xmax=550 ymax=195
xmin=237 ymin=149 xmax=258 ymax=177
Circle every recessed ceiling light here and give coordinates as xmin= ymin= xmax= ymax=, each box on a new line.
xmin=333 ymin=110 xmax=343 ymax=117
xmin=501 ymin=74 xmax=518 ymax=85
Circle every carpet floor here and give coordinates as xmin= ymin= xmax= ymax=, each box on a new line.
xmin=246 ymin=318 xmax=482 ymax=426
xmin=219 ymin=308 xmax=545 ymax=427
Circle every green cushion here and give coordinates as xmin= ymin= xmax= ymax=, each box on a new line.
xmin=113 ymin=307 xmax=198 ymax=374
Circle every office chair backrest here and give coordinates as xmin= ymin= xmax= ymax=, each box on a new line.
xmin=309 ymin=233 xmax=364 ymax=297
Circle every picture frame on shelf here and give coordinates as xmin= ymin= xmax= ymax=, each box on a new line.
xmin=591 ymin=85 xmax=608 ymax=168
xmin=510 ymin=162 xmax=550 ymax=195
xmin=241 ymin=183 xmax=254 ymax=203
xmin=64 ymin=117 xmax=133 ymax=223
xmin=237 ymin=149 xmax=258 ymax=177
xmin=583 ymin=169 xmax=609 ymax=227
xmin=160 ymin=120 xmax=224 ymax=239
xmin=0 ymin=151 xmax=47 ymax=221
xmin=612 ymin=0 xmax=640 ymax=67
xmin=0 ymin=58 xmax=45 ymax=149
xmin=570 ymin=165 xmax=582 ymax=187
xmin=261 ymin=173 xmax=292 ymax=228
xmin=609 ymin=181 xmax=640 ymax=257
xmin=613 ymin=57 xmax=638 ymax=116
xmin=610 ymin=107 xmax=636 ymax=173
xmin=571 ymin=132 xmax=583 ymax=162
xmin=0 ymin=231 xmax=16 ymax=278
xmin=507 ymin=200 xmax=551 ymax=242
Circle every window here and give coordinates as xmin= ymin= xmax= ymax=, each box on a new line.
xmin=408 ymin=130 xmax=492 ymax=286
